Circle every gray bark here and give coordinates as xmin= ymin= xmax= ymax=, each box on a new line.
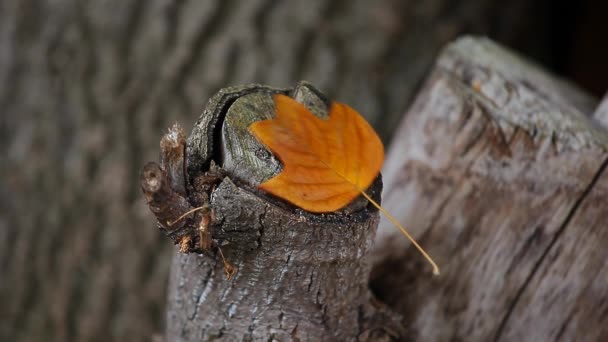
xmin=371 ymin=37 xmax=608 ymax=341
xmin=0 ymin=0 xmax=566 ymax=341
xmin=162 ymin=82 xmax=401 ymax=341
xmin=167 ymin=179 xmax=398 ymax=341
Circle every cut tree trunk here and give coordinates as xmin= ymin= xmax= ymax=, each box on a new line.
xmin=156 ymin=82 xmax=402 ymax=341
xmin=371 ymin=37 xmax=608 ymax=341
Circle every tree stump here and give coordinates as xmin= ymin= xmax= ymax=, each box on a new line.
xmin=371 ymin=36 xmax=608 ymax=341
xmin=142 ymin=82 xmax=402 ymax=341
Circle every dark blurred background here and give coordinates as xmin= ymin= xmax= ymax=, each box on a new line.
xmin=1 ymin=0 xmax=606 ymax=341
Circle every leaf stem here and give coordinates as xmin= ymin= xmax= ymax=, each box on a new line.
xmin=359 ymin=191 xmax=440 ymax=276
xmin=168 ymin=206 xmax=207 ymax=227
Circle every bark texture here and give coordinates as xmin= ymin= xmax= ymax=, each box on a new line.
xmin=0 ymin=0 xmax=567 ymax=341
xmin=167 ymin=179 xmax=399 ymax=341
xmin=371 ymin=37 xmax=608 ymax=341
xmin=162 ymin=82 xmax=401 ymax=341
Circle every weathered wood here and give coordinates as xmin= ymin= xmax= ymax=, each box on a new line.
xmin=165 ymin=82 xmax=400 ymax=341
xmin=370 ymin=36 xmax=608 ymax=341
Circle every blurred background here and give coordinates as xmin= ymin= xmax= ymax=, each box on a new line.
xmin=1 ymin=0 xmax=606 ymax=341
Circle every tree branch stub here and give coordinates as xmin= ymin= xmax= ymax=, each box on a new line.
xmin=142 ymin=82 xmax=402 ymax=341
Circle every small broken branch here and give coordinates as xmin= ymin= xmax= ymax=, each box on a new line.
xmin=140 ymin=162 xmax=193 ymax=230
xmin=142 ymin=82 xmax=405 ymax=341
xmin=160 ymin=123 xmax=188 ymax=195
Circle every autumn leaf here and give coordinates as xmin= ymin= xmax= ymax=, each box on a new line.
xmin=249 ymin=94 xmax=439 ymax=275
xmin=249 ymin=94 xmax=383 ymax=213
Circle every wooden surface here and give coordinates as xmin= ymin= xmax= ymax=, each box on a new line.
xmin=371 ymin=37 xmax=608 ymax=341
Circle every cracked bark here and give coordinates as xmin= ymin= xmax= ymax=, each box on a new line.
xmin=153 ymin=82 xmax=403 ymax=341
xmin=370 ymin=37 xmax=608 ymax=341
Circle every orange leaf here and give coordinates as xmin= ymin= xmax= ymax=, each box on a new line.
xmin=249 ymin=94 xmax=439 ymax=275
xmin=249 ymin=94 xmax=383 ymax=213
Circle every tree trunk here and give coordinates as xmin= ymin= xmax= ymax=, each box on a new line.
xmin=371 ymin=37 xmax=608 ymax=341
xmin=0 ymin=0 xmax=573 ymax=341
xmin=152 ymin=82 xmax=402 ymax=341
xmin=165 ymin=178 xmax=397 ymax=341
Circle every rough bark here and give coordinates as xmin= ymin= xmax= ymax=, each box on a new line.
xmin=156 ymin=82 xmax=401 ymax=341
xmin=0 ymin=1 xmax=568 ymax=341
xmin=166 ymin=179 xmax=400 ymax=341
xmin=371 ymin=37 xmax=608 ymax=341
